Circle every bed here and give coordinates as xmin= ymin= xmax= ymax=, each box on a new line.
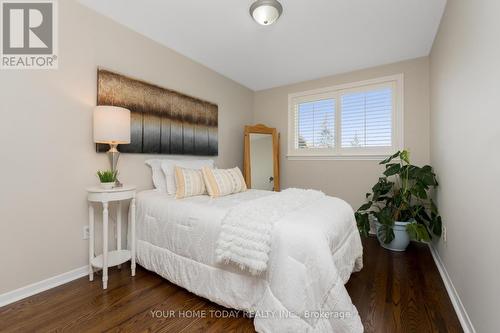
xmin=134 ymin=188 xmax=364 ymax=333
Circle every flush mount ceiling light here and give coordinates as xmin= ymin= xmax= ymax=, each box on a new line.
xmin=249 ymin=0 xmax=283 ymax=26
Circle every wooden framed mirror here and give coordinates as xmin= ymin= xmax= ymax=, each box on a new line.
xmin=243 ymin=124 xmax=280 ymax=191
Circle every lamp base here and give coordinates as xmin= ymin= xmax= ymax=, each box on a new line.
xmin=107 ymin=144 xmax=123 ymax=187
xmin=107 ymin=144 xmax=120 ymax=172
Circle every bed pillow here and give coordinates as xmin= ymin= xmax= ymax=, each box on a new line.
xmin=145 ymin=159 xmax=167 ymax=192
xmin=161 ymin=159 xmax=214 ymax=195
xmin=201 ymin=167 xmax=247 ymax=197
xmin=175 ymin=167 xmax=207 ymax=199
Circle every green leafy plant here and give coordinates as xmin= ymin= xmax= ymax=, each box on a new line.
xmin=96 ymin=170 xmax=118 ymax=183
xmin=355 ymin=150 xmax=442 ymax=244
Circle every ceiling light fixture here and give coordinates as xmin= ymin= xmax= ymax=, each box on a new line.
xmin=249 ymin=0 xmax=283 ymax=26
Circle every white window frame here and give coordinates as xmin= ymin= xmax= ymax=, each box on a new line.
xmin=287 ymin=74 xmax=404 ymax=160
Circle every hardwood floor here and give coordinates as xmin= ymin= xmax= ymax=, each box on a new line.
xmin=0 ymin=237 xmax=462 ymax=332
xmin=345 ymin=238 xmax=462 ymax=333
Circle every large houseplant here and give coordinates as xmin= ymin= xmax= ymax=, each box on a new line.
xmin=355 ymin=150 xmax=442 ymax=251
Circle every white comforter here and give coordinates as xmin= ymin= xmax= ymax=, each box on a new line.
xmin=135 ymin=189 xmax=364 ymax=332
xmin=216 ymin=189 xmax=329 ymax=274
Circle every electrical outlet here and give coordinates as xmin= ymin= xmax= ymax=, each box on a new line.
xmin=442 ymin=225 xmax=447 ymax=242
xmin=83 ymin=226 xmax=90 ymax=240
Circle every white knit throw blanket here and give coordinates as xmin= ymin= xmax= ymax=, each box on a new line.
xmin=215 ymin=188 xmax=325 ymax=275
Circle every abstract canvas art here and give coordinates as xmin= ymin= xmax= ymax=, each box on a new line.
xmin=96 ymin=69 xmax=218 ymax=155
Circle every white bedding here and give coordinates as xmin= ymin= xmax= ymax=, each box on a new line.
xmin=135 ymin=189 xmax=364 ymax=332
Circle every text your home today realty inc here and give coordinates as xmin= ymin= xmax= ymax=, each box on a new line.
xmin=150 ymin=309 xmax=354 ymax=320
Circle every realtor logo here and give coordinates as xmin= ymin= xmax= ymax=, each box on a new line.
xmin=1 ymin=0 xmax=58 ymax=69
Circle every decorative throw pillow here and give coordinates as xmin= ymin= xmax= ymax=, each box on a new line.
xmin=175 ymin=166 xmax=207 ymax=199
xmin=202 ymin=167 xmax=247 ymax=197
xmin=161 ymin=159 xmax=214 ymax=195
xmin=145 ymin=159 xmax=167 ymax=192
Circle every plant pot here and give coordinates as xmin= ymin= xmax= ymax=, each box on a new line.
xmin=100 ymin=182 xmax=115 ymax=190
xmin=375 ymin=219 xmax=411 ymax=252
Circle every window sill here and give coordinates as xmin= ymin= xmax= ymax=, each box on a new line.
xmin=286 ymin=154 xmax=391 ymax=161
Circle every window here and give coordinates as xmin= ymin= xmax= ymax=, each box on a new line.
xmin=296 ymin=98 xmax=335 ymax=149
xmin=288 ymin=74 xmax=403 ymax=159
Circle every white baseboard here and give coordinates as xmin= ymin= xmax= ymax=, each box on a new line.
xmin=428 ymin=244 xmax=476 ymax=333
xmin=0 ymin=265 xmax=89 ymax=307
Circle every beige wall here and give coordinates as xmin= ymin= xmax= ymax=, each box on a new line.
xmin=430 ymin=1 xmax=500 ymax=332
xmin=253 ymin=57 xmax=430 ymax=208
xmin=0 ymin=0 xmax=253 ymax=294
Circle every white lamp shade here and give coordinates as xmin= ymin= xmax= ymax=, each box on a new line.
xmin=93 ymin=106 xmax=131 ymax=144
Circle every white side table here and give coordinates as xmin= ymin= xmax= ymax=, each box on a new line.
xmin=87 ymin=185 xmax=136 ymax=289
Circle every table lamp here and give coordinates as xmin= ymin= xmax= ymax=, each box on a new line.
xmin=93 ymin=106 xmax=131 ymax=172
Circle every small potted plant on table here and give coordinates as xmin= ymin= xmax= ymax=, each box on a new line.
xmin=97 ymin=170 xmax=118 ymax=190
xmin=355 ymin=150 xmax=442 ymax=251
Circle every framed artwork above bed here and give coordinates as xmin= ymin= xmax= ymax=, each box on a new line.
xmin=96 ymin=69 xmax=218 ymax=155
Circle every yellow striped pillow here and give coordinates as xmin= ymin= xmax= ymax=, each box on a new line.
xmin=174 ymin=166 xmax=207 ymax=199
xmin=202 ymin=167 xmax=247 ymax=197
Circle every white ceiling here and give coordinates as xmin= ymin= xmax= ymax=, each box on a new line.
xmin=79 ymin=0 xmax=446 ymax=91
